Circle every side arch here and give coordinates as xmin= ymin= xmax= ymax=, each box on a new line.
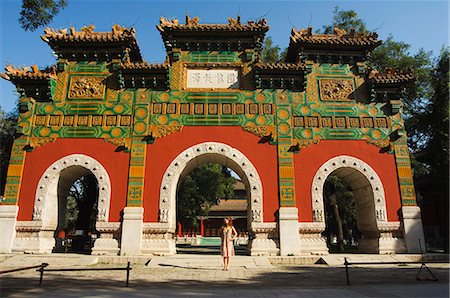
xmin=311 ymin=155 xmax=388 ymax=226
xmin=308 ymin=155 xmax=398 ymax=253
xmin=33 ymin=153 xmax=112 ymax=228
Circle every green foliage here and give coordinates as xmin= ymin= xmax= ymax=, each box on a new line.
xmin=323 ymin=175 xmax=357 ymax=247
xmin=321 ymin=6 xmax=368 ymax=34
xmin=260 ymin=37 xmax=281 ymax=63
xmin=370 ymin=36 xmax=434 ymax=141
xmin=65 ymin=174 xmax=98 ymax=232
xmin=177 ymin=163 xmax=236 ymax=228
xmin=0 ymin=107 xmax=17 ymax=196
xmin=19 ymin=0 xmax=68 ymax=31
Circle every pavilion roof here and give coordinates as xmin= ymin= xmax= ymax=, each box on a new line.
xmin=290 ymin=27 xmax=381 ymax=50
xmin=156 ymin=16 xmax=269 ymax=35
xmin=41 ymin=24 xmax=142 ymax=61
xmin=368 ymin=68 xmax=414 ymax=84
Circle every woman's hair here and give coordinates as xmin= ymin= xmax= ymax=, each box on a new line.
xmin=224 ymin=217 xmax=233 ymax=227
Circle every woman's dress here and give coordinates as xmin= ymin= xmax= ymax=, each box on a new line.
xmin=221 ymin=227 xmax=235 ymax=257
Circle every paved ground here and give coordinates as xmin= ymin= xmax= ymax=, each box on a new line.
xmin=0 ymin=254 xmax=448 ymax=297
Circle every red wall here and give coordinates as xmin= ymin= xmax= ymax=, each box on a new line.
xmin=143 ymin=126 xmax=279 ymax=222
xmin=18 ymin=138 xmax=129 ymax=222
xmin=294 ymin=140 xmax=401 ymax=222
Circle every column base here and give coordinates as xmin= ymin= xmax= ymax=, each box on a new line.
xmin=279 ymin=207 xmax=300 ymax=256
xmin=402 ymin=206 xmax=426 ymax=253
xmin=299 ymin=222 xmax=329 ymax=255
xmin=92 ymin=222 xmax=121 ymax=255
xmin=0 ymin=205 xmax=18 ymax=253
xmin=12 ymin=221 xmax=54 ymax=254
xmin=248 ymin=222 xmax=279 ymax=256
xmin=120 ymin=207 xmax=143 ymax=256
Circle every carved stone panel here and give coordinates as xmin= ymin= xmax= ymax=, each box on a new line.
xmin=68 ymin=76 xmax=106 ymax=100
xmin=319 ymin=78 xmax=354 ymax=101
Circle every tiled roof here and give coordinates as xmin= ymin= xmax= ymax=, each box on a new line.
xmin=210 ymin=199 xmax=247 ymax=212
xmin=119 ymin=61 xmax=169 ymax=71
xmin=0 ymin=65 xmax=56 ymax=81
xmin=41 ymin=24 xmax=137 ymax=43
xmin=368 ymin=68 xmax=414 ymax=84
xmin=291 ymin=27 xmax=381 ymax=49
xmin=254 ymin=62 xmax=305 ymax=71
xmin=41 ymin=24 xmax=142 ymax=61
xmin=157 ymin=16 xmax=269 ymax=33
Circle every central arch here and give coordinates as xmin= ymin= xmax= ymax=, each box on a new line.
xmin=157 ymin=142 xmax=265 ymax=255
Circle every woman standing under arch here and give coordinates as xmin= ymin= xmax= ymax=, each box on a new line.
xmin=221 ymin=218 xmax=237 ymax=270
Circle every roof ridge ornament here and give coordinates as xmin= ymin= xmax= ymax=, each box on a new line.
xmin=185 ymin=15 xmax=199 ymax=26
xmin=228 ymin=16 xmax=241 ymax=26
xmin=1 ymin=64 xmax=57 ymax=81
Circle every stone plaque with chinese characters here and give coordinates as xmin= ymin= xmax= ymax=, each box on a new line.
xmin=186 ymin=69 xmax=239 ymax=89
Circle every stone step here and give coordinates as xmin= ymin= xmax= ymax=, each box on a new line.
xmin=0 ymin=254 xmax=99 ymax=269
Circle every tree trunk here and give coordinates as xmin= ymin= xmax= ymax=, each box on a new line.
xmin=330 ymin=194 xmax=344 ymax=252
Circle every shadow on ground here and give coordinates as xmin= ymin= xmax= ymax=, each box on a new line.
xmin=1 ymin=264 xmax=448 ymax=297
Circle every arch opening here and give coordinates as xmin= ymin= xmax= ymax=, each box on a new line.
xmin=14 ymin=154 xmax=113 ymax=254
xmin=175 ymin=159 xmax=249 ymax=255
xmin=311 ymin=155 xmax=388 ymax=254
xmin=54 ymin=166 xmax=99 ymax=254
xmin=322 ymin=169 xmax=379 ymax=253
xmin=152 ymin=142 xmax=271 ymax=256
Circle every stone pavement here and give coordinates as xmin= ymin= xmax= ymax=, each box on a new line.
xmin=0 ymin=253 xmax=448 ymax=297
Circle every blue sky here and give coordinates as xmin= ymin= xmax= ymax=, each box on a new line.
xmin=0 ymin=0 xmax=448 ymax=113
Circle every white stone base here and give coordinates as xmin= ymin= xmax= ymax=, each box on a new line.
xmin=279 ymin=207 xmax=300 ymax=256
xmin=120 ymin=207 xmax=143 ymax=256
xmin=92 ymin=238 xmax=120 ymax=255
xmin=0 ymin=205 xmax=19 ymax=253
xmin=141 ymin=239 xmax=176 ymax=255
xmin=402 ymin=206 xmax=426 ymax=253
xmin=379 ymin=236 xmax=407 ymax=254
xmin=248 ymin=222 xmax=279 ymax=256
xmin=92 ymin=222 xmax=120 ymax=255
xmin=298 ymin=223 xmax=329 ymax=255
xmin=248 ymin=239 xmax=279 ymax=256
xmin=12 ymin=221 xmax=55 ymax=254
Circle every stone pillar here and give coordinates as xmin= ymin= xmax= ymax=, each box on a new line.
xmin=279 ymin=207 xmax=300 ymax=256
xmin=402 ymin=206 xmax=426 ymax=253
xmin=0 ymin=205 xmax=19 ymax=253
xmin=120 ymin=207 xmax=143 ymax=256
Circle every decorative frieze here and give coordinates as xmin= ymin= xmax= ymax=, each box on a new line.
xmin=150 ymin=102 xmax=274 ymax=116
xmin=293 ymin=115 xmax=389 ymax=129
xmin=34 ymin=114 xmax=132 ymax=127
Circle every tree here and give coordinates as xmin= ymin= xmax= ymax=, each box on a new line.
xmin=321 ymin=6 xmax=368 ymax=34
xmin=260 ymin=37 xmax=281 ymax=63
xmin=177 ymin=163 xmax=236 ymax=229
xmin=0 ymin=107 xmax=17 ymax=196
xmin=65 ymin=174 xmax=98 ymax=232
xmin=19 ymin=0 xmax=68 ymax=31
xmin=413 ymin=48 xmax=449 ymax=252
xmin=323 ymin=175 xmax=357 ymax=252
